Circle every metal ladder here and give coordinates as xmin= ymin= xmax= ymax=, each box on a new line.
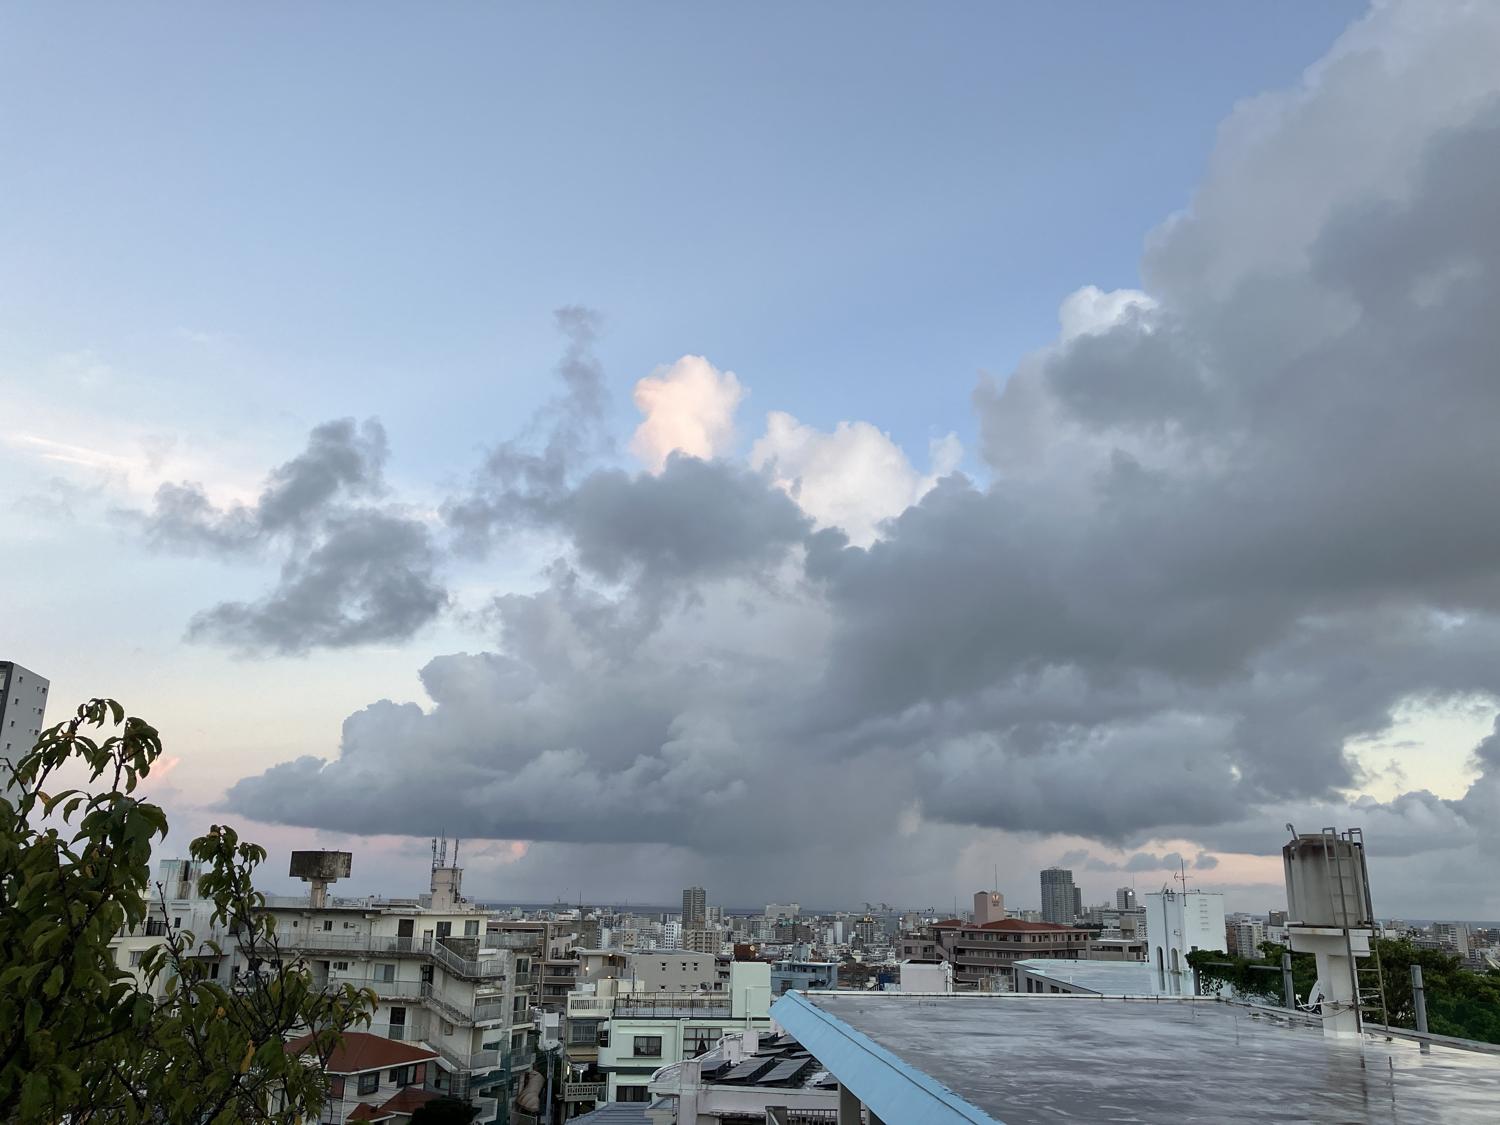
xmin=1322 ymin=827 xmax=1388 ymax=1033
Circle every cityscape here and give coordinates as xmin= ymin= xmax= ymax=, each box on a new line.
xmin=8 ymin=0 xmax=1500 ymax=1122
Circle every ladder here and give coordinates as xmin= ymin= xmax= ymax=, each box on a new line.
xmin=1322 ymin=827 xmax=1388 ymax=1033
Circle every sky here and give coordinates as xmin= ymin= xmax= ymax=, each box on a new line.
xmin=6 ymin=0 xmax=1500 ymax=918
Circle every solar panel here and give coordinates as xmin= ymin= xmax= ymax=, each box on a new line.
xmin=718 ymin=1057 xmax=777 ymax=1083
xmin=760 ymin=1058 xmax=814 ymax=1085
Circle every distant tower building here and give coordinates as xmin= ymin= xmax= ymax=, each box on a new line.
xmin=0 ymin=661 xmax=49 ymax=762
xmin=973 ymin=891 xmax=1006 ymax=925
xmin=1116 ymin=887 xmax=1137 ymax=912
xmin=1040 ymin=868 xmax=1077 ymax=925
xmin=1073 ymin=885 xmax=1083 ymax=920
xmin=682 ymin=886 xmax=707 ymax=928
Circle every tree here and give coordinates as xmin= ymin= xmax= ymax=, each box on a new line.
xmin=410 ymin=1095 xmax=481 ymax=1124
xmin=0 ymin=698 xmax=376 ymax=1122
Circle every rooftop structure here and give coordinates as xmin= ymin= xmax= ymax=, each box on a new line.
xmin=901 ymin=917 xmax=1091 ymax=990
xmin=646 ymin=1027 xmax=839 ymax=1123
xmin=771 ymin=991 xmax=1500 ymax=1123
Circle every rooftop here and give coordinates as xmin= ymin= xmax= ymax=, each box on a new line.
xmin=284 ymin=1031 xmax=438 ymax=1074
xmin=931 ymin=918 xmax=1085 ymax=932
xmin=771 ymin=991 xmax=1500 ymax=1123
xmin=1013 ymin=957 xmax=1186 ymax=996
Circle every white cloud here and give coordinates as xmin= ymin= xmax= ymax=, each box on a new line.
xmin=749 ymin=411 xmax=961 ymax=546
xmin=629 ymin=355 xmax=744 ymax=472
xmin=1057 ymin=285 xmax=1157 ymax=343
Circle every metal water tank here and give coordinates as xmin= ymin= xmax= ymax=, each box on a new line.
xmin=1282 ymin=831 xmax=1370 ymax=928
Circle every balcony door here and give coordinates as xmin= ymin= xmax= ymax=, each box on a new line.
xmin=397 ymin=918 xmax=414 ymax=952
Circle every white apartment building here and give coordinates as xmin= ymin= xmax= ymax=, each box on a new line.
xmin=0 ymin=660 xmax=48 ymax=762
xmin=565 ymin=961 xmax=773 ymax=1107
xmin=112 ymin=853 xmax=535 ymax=1123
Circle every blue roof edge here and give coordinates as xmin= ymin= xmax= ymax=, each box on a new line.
xmin=768 ymin=992 xmax=1001 ymax=1125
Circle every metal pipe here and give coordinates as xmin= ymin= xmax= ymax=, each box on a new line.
xmin=1410 ymin=964 xmax=1428 ymax=1034
xmin=1283 ymin=952 xmax=1295 ymax=1009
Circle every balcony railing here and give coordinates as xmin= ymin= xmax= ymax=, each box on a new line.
xmin=563 ymin=1081 xmax=606 ymax=1103
xmin=612 ymin=994 xmax=734 ymax=1018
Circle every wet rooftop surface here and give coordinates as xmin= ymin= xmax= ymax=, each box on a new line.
xmin=808 ymin=993 xmax=1500 ymax=1123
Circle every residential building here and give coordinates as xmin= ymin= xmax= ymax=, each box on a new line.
xmin=1115 ymin=887 xmax=1137 ymax=912
xmin=644 ymin=1028 xmax=839 ymax=1124
xmin=1227 ymin=917 xmax=1267 ymax=958
xmin=1434 ymin=922 xmax=1471 ymax=955
xmin=768 ymin=960 xmax=840 ymax=995
xmin=973 ymin=890 xmax=1006 ymax=925
xmin=565 ymin=961 xmax=773 ymax=1107
xmin=0 ymin=660 xmax=48 ymax=762
xmin=1039 ymin=868 xmax=1077 ymax=925
xmin=682 ymin=887 xmax=707 ymax=929
xmin=285 ymin=1031 xmax=440 ymax=1124
xmin=771 ymin=989 xmax=1500 ymax=1123
xmin=114 ymin=851 xmax=537 ymax=1123
xmin=905 ymin=918 xmax=1091 ymax=990
xmin=1145 ymin=890 xmax=1226 ymax=978
xmin=681 ymin=927 xmax=723 ymax=955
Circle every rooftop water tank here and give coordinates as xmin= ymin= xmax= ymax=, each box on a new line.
xmin=1282 ymin=830 xmax=1371 ymax=929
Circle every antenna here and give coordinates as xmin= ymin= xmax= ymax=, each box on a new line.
xmin=1174 ymin=856 xmax=1190 ymax=895
xmin=453 ymin=837 xmax=461 ymax=866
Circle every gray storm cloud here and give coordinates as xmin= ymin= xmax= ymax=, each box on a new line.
xmin=129 ymin=416 xmax=445 ymax=653
xmin=214 ymin=0 xmax=1500 ymax=908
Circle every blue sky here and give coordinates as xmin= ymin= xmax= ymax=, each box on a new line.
xmin=3 ymin=3 xmax=1360 ymax=469
xmin=14 ymin=2 xmax=1500 ymax=916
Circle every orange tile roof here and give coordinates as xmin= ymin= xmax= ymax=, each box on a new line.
xmin=284 ymin=1031 xmax=438 ymax=1074
xmin=347 ymin=1104 xmax=389 ymax=1122
xmin=380 ymin=1087 xmax=438 ymax=1114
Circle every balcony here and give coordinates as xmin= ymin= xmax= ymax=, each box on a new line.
xmin=612 ymin=993 xmax=733 ymax=1019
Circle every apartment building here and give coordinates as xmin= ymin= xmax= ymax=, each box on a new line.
xmin=0 ymin=660 xmax=48 ymax=762
xmin=900 ymin=918 xmax=1091 ymax=990
xmin=113 ymin=853 xmax=536 ymax=1123
xmin=564 ymin=961 xmax=773 ymax=1108
xmin=285 ymin=1032 xmax=441 ymax=1124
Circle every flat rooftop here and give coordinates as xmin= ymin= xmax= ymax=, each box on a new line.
xmin=1012 ymin=957 xmax=1186 ymax=996
xmin=772 ymin=991 xmax=1500 ymax=1123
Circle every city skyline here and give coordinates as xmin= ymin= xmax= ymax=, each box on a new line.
xmin=7 ymin=0 xmax=1500 ymax=918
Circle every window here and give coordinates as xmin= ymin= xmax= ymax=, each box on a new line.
xmin=389 ymin=1006 xmax=406 ymax=1027
xmin=376 ymin=963 xmax=396 ymax=983
xmin=683 ymin=1027 xmax=722 ymax=1055
xmin=442 ymin=1020 xmax=455 ymax=1036
xmin=464 ymin=919 xmax=480 ymax=936
xmin=389 ymin=1065 xmax=413 ymax=1086
xmin=616 ymin=1085 xmax=650 ymax=1102
xmin=357 ymin=1071 xmax=379 ymax=1095
xmin=568 ymin=1020 xmax=600 ymax=1046
xmin=128 ymin=951 xmax=145 ymax=967
xmin=333 ymin=961 xmax=350 ymax=971
xmin=323 ymin=920 xmax=333 ymax=931
xmin=632 ymin=1036 xmax=663 ymax=1058
xmin=436 ymin=921 xmax=452 ymax=939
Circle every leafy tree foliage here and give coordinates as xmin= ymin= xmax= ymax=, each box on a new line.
xmin=1187 ymin=939 xmax=1500 ymax=1045
xmin=0 ymin=698 xmax=375 ymax=1122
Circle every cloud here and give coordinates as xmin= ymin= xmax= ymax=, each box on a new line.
xmin=750 ymin=412 xmax=961 ymax=547
xmin=222 ymin=1 xmax=1500 ymax=914
xmin=445 ymin=307 xmax=611 ymax=554
xmin=124 ymin=417 xmax=444 ymax=652
xmin=630 ymin=355 xmax=744 ymax=472
xmin=187 ymin=511 xmax=447 ymax=654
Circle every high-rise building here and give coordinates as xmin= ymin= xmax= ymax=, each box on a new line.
xmin=682 ymin=885 xmax=707 ymax=928
xmin=973 ymin=890 xmax=1006 ymax=925
xmin=1040 ymin=868 xmax=1077 ymax=925
xmin=1116 ymin=887 xmax=1137 ymax=912
xmin=0 ymin=661 xmax=49 ymax=762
